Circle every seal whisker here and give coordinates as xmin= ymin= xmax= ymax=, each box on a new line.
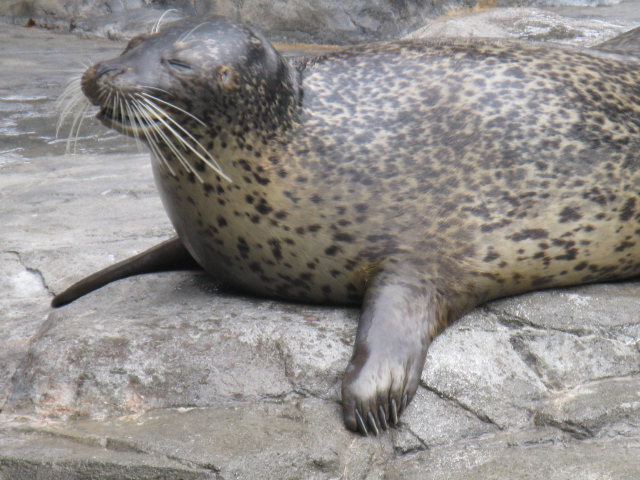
xmin=152 ymin=9 xmax=179 ymax=34
xmin=57 ymin=69 xmax=85 ymax=103
xmin=122 ymin=97 xmax=143 ymax=150
xmin=179 ymin=22 xmax=211 ymax=43
xmin=56 ymin=78 xmax=89 ymax=132
xmin=62 ymin=95 xmax=92 ymax=154
xmin=130 ymin=100 xmax=175 ymax=174
xmin=132 ymin=98 xmax=200 ymax=174
xmin=140 ymin=92 xmax=208 ymax=129
xmin=56 ymin=77 xmax=82 ymax=108
xmin=130 ymin=99 xmax=180 ymax=175
xmin=140 ymin=96 xmax=230 ymax=181
xmin=140 ymin=85 xmax=172 ymax=97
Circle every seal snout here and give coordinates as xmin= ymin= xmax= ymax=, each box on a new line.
xmin=93 ymin=62 xmax=126 ymax=81
xmin=81 ymin=61 xmax=129 ymax=106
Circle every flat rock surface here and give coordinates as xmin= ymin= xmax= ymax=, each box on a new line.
xmin=1 ymin=5 xmax=640 ymax=479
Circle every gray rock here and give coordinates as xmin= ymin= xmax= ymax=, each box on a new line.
xmin=2 ymin=0 xmax=637 ymax=44
xmin=1 ymin=0 xmax=454 ymax=44
xmin=423 ymin=310 xmax=549 ymax=429
xmin=535 ymin=377 xmax=640 ymax=439
xmin=4 ymin=273 xmax=357 ymax=418
xmin=387 ymin=434 xmax=640 ymax=479
xmin=405 ymin=5 xmax=640 ymax=47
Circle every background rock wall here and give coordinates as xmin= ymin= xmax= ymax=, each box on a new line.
xmin=0 ymin=0 xmax=634 ymax=43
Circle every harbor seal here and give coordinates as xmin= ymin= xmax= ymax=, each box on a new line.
xmin=54 ymin=16 xmax=640 ymax=435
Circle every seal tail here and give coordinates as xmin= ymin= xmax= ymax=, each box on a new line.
xmin=51 ymin=236 xmax=200 ymax=307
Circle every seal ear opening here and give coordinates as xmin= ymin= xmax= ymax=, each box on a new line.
xmin=218 ymin=65 xmax=238 ymax=90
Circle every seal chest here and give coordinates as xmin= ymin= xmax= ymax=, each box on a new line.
xmin=64 ymin=16 xmax=640 ymax=435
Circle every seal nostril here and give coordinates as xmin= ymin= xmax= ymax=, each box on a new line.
xmin=94 ymin=62 xmax=123 ymax=79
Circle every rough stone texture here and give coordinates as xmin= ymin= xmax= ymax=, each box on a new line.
xmin=2 ymin=4 xmax=640 ymax=479
xmin=405 ymin=5 xmax=640 ymax=47
xmin=0 ymin=0 xmax=456 ymax=44
xmin=0 ymin=0 xmax=636 ymax=44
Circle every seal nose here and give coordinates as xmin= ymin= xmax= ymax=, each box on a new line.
xmin=94 ymin=61 xmax=124 ymax=80
xmin=81 ymin=61 xmax=127 ymax=105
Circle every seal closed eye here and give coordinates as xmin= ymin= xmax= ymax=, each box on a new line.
xmin=54 ymin=16 xmax=640 ymax=436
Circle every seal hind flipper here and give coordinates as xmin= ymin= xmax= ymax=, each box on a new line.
xmin=51 ymin=236 xmax=200 ymax=307
xmin=341 ymin=271 xmax=461 ymax=435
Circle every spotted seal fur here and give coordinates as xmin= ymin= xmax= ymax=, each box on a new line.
xmin=54 ymin=16 xmax=640 ymax=435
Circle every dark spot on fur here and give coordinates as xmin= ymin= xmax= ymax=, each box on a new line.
xmin=253 ymin=173 xmax=270 ymax=185
xmin=559 ymin=206 xmax=582 ymax=223
xmin=509 ymin=229 xmax=549 ymax=241
xmin=237 ymin=237 xmax=250 ymax=259
xmin=481 ymin=219 xmax=512 ymax=233
xmin=532 ymin=276 xmax=554 ymax=287
xmin=484 ymin=251 xmax=500 ymax=262
xmin=334 ymin=233 xmax=355 ymax=243
xmin=615 ymin=240 xmax=635 ymax=252
xmin=238 ymin=159 xmax=251 ymax=172
xmin=255 ymin=199 xmax=273 ymax=215
xmin=619 ymin=198 xmax=637 ymax=222
xmin=354 ymin=204 xmax=367 ymax=213
xmin=268 ymin=238 xmax=283 ymax=261
xmin=249 ymin=262 xmax=263 ymax=274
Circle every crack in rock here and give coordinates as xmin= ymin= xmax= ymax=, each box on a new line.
xmin=534 ymin=413 xmax=594 ymax=440
xmin=6 ymin=250 xmax=54 ymax=298
xmin=422 ymin=384 xmax=500 ymax=428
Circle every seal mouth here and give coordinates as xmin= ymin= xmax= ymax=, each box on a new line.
xmin=97 ymin=105 xmax=161 ymax=135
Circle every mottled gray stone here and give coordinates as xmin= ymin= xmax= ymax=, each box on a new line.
xmin=405 ymin=5 xmax=640 ymax=47
xmin=395 ymin=387 xmax=496 ymax=450
xmin=423 ymin=310 xmax=549 ymax=429
xmin=0 ymin=428 xmax=212 ymax=479
xmin=387 ymin=434 xmax=640 ymax=479
xmin=535 ymin=377 xmax=640 ymax=439
xmin=2 ymin=0 xmax=638 ymax=45
xmin=4 ymin=273 xmax=356 ymax=418
xmin=489 ymin=283 xmax=640 ymax=339
xmin=0 ymin=0 xmax=455 ymax=44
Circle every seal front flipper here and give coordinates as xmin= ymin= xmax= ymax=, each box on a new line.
xmin=51 ymin=236 xmax=200 ymax=307
xmin=341 ymin=271 xmax=460 ymax=436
